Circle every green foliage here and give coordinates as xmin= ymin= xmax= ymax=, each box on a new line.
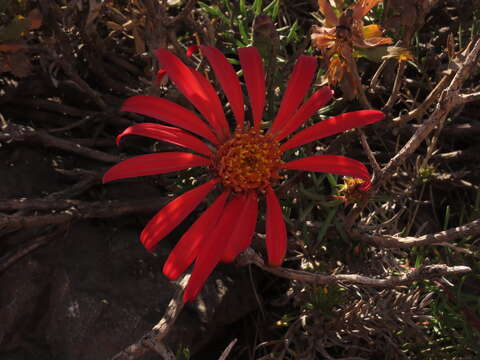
xmin=176 ymin=344 xmax=191 ymax=360
xmin=196 ymin=0 xmax=303 ymax=50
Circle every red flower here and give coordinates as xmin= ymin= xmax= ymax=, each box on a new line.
xmin=103 ymin=46 xmax=384 ymax=302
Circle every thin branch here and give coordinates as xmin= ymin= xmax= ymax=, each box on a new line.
xmin=218 ymin=338 xmax=238 ymax=360
xmin=237 ymin=248 xmax=471 ymax=287
xmin=455 ymin=91 xmax=480 ymax=104
xmin=391 ymin=73 xmax=452 ymax=123
xmin=46 ymin=174 xmax=100 ymax=200
xmin=0 ymin=122 xmax=121 ymax=163
xmin=369 ymin=59 xmax=388 ymax=90
xmin=0 ymin=225 xmax=68 ymax=273
xmin=356 ymin=128 xmax=381 ymax=176
xmin=110 ymin=274 xmax=190 ymax=360
xmin=0 ymin=197 xmax=169 ymax=230
xmin=348 ymin=57 xmax=372 ymax=110
xmin=355 ymin=218 xmax=480 ymax=248
xmin=0 ymin=198 xmax=92 ymax=212
xmin=382 ymin=61 xmax=407 ymax=112
xmin=375 ymin=38 xmax=480 ymax=190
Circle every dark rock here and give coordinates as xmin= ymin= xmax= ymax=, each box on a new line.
xmin=0 ymin=221 xmax=259 ymax=359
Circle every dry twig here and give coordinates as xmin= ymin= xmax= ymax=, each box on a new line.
xmin=0 ymin=122 xmax=121 ymax=163
xmin=0 ymin=197 xmax=168 ymax=231
xmin=346 ymin=38 xmax=480 ymax=229
xmin=218 ymin=338 xmax=238 ymax=360
xmin=356 ymin=218 xmax=480 ymax=248
xmin=377 ymin=38 xmax=480 ymax=188
xmin=237 ymin=248 xmax=471 ymax=287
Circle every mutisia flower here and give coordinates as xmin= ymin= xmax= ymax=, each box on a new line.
xmin=103 ymin=46 xmax=384 ymax=302
xmin=312 ymin=0 xmax=393 ymax=85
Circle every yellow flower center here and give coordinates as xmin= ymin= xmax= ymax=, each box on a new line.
xmin=213 ymin=129 xmax=284 ymax=192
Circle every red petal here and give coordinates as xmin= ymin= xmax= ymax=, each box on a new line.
xmin=116 ymin=123 xmax=212 ymax=157
xmin=283 ymin=155 xmax=371 ymax=187
xmin=221 ymin=192 xmax=258 ymax=262
xmin=156 ymin=68 xmax=167 ymax=84
xmin=163 ymin=190 xmax=229 ymax=280
xmin=265 ymin=187 xmax=287 ymax=267
xmin=275 ymin=87 xmax=334 ymax=141
xmin=238 ymin=47 xmax=265 ymax=130
xmin=188 ymin=68 xmax=230 ymax=140
xmin=102 ymin=152 xmax=211 ymax=183
xmin=186 ymin=45 xmax=199 ymax=57
xmin=155 ymin=49 xmax=229 ymax=140
xmin=122 ymin=96 xmax=219 ymax=146
xmin=269 ymin=56 xmax=318 ymax=135
xmin=140 ymin=179 xmax=218 ymax=252
xmin=281 ymin=110 xmax=384 ymax=152
xmin=183 ymin=196 xmax=246 ymax=302
xmin=197 ymin=45 xmax=245 ymax=130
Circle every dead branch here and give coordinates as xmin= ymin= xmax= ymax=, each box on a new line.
xmin=377 ymin=38 xmax=480 ymax=188
xmin=0 ymin=225 xmax=68 ymax=273
xmin=356 ymin=128 xmax=381 ymax=177
xmin=0 ymin=197 xmax=168 ymax=231
xmin=346 ymin=38 xmax=480 ymax=229
xmin=0 ymin=198 xmax=91 ymax=212
xmin=47 ymin=170 xmax=101 ymax=200
xmin=356 ymin=218 xmax=480 ymax=248
xmin=383 ymin=61 xmax=407 ymax=112
xmin=110 ymin=274 xmax=190 ymax=360
xmin=391 ymin=73 xmax=453 ymax=123
xmin=455 ymin=91 xmax=480 ymax=105
xmin=0 ymin=122 xmax=121 ymax=163
xmin=237 ymin=248 xmax=471 ymax=287
xmin=218 ymin=339 xmax=238 ymax=360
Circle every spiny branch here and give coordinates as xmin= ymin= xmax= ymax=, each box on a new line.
xmin=356 ymin=218 xmax=480 ymax=248
xmin=237 ymin=248 xmax=471 ymax=287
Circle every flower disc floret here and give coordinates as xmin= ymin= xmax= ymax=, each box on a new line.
xmin=214 ymin=129 xmax=284 ymax=192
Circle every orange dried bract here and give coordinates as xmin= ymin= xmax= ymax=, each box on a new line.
xmin=312 ymin=0 xmax=393 ymax=88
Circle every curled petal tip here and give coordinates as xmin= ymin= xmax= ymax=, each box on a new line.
xmin=101 ymin=173 xmax=109 ymax=184
xmin=155 ymin=68 xmax=167 ymax=84
xmin=186 ymin=45 xmax=199 ymax=57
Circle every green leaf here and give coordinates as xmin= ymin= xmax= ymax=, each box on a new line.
xmin=197 ymin=2 xmax=229 ymax=24
xmin=263 ymin=0 xmax=280 ymax=20
xmin=238 ymin=18 xmax=249 ymax=44
xmin=326 ymin=173 xmax=338 ymax=189
xmin=239 ymin=0 xmax=246 ymax=14
xmin=286 ymin=20 xmax=299 ymax=43
xmin=316 ymin=207 xmax=338 ymax=243
xmin=253 ymin=0 xmax=263 ymax=16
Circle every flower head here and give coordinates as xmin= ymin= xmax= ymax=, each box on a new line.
xmin=312 ymin=0 xmax=393 ymax=85
xmin=103 ymin=46 xmax=384 ymax=302
xmin=334 ymin=176 xmax=370 ymax=203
